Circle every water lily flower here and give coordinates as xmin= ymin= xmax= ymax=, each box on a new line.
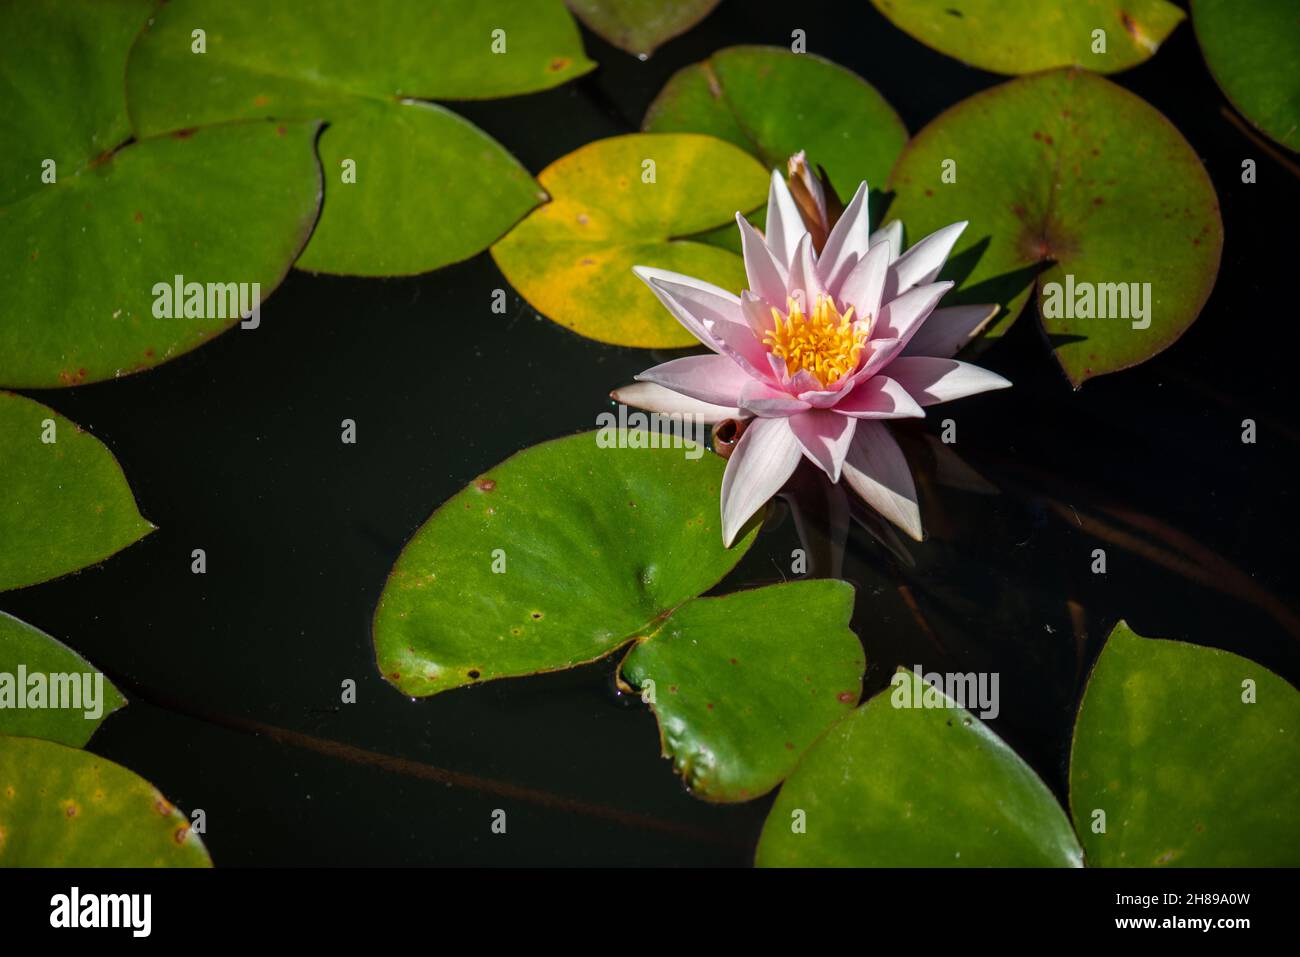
xmin=612 ymin=162 xmax=1009 ymax=546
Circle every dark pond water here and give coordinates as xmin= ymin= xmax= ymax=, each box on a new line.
xmin=6 ymin=0 xmax=1298 ymax=865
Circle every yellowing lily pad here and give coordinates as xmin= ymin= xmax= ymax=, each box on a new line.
xmin=0 ymin=1 xmax=322 ymax=387
xmin=643 ymin=46 xmax=908 ymax=205
xmin=869 ymin=0 xmax=1184 ymax=75
xmin=1070 ymin=622 xmax=1300 ymax=867
xmin=620 ymin=580 xmax=863 ymax=802
xmin=0 ymin=736 xmax=211 ymax=867
xmin=756 ymin=668 xmax=1084 ymax=866
xmin=0 ymin=612 xmax=125 ymax=748
xmin=373 ymin=431 xmax=757 ymax=698
xmin=1192 ymin=0 xmax=1300 ymax=151
xmin=126 ymin=0 xmax=595 ymax=276
xmin=0 ymin=393 xmax=152 ymax=592
xmin=491 ymin=134 xmax=767 ymax=348
xmin=566 ymin=0 xmax=721 ymax=58
xmin=887 ymin=69 xmax=1222 ymax=386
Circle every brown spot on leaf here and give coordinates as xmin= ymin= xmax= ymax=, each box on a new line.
xmin=548 ymin=57 xmax=571 ymax=72
xmin=837 ymin=691 xmax=856 ymax=703
xmin=171 ymin=128 xmax=197 ymax=140
xmin=475 ymin=478 xmax=496 ymax=491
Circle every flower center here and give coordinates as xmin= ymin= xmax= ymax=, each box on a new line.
xmin=763 ymin=294 xmax=868 ymax=388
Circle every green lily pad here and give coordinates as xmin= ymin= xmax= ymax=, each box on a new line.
xmin=887 ymin=68 xmax=1222 ymax=386
xmin=0 ymin=392 xmax=153 ymax=592
xmin=643 ymin=46 xmax=907 ymax=204
xmin=756 ymin=668 xmax=1084 ymax=867
xmin=491 ymin=134 xmax=767 ymax=348
xmin=869 ymin=0 xmax=1184 ymax=76
xmin=0 ymin=1 xmax=323 ymax=388
xmin=0 ymin=612 xmax=125 ymax=748
xmin=619 ymin=580 xmax=863 ymax=802
xmin=1192 ymin=0 xmax=1300 ymax=152
xmin=566 ymin=0 xmax=721 ymax=58
xmin=126 ymin=0 xmax=594 ymax=276
xmin=1070 ymin=622 xmax=1300 ymax=867
xmin=0 ymin=736 xmax=211 ymax=867
xmin=373 ymin=431 xmax=757 ymax=698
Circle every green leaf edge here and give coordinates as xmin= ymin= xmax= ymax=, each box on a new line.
xmin=0 ymin=391 xmax=156 ymax=592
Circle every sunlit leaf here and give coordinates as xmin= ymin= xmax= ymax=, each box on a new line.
xmin=491 ymin=134 xmax=767 ymax=347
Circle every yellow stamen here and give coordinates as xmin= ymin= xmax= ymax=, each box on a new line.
xmin=763 ymin=294 xmax=868 ymax=388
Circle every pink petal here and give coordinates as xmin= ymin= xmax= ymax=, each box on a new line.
xmin=720 ymin=417 xmax=802 ymax=546
xmin=741 ymin=290 xmax=777 ymax=339
xmin=817 ymin=181 xmax=871 ymax=295
xmin=886 ymin=357 xmax=1012 ymax=406
xmin=842 ymin=421 xmax=922 ymax=540
xmin=764 ymin=171 xmax=805 ymax=271
xmin=789 ymin=409 xmax=857 ymax=482
xmin=632 ymin=266 xmax=735 ymax=353
xmin=874 ymin=281 xmax=953 ymax=348
xmin=737 ymin=213 xmax=790 ymax=306
xmin=738 ymin=379 xmax=811 ymax=417
xmin=837 ymin=240 xmax=891 ymax=326
xmin=833 ymin=375 xmax=925 ymax=419
xmin=610 ymin=382 xmax=740 ymax=423
xmin=901 ymin=304 xmax=999 ymax=359
xmin=887 ymin=221 xmax=966 ymax=298
xmin=869 ymin=221 xmax=903 ymax=263
xmin=635 ymin=354 xmax=753 ymax=407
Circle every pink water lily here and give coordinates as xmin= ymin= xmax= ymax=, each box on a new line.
xmin=613 ymin=165 xmax=1010 ymax=546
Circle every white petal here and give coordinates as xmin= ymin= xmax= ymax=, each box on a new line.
xmin=901 ymin=304 xmax=999 ymax=359
xmin=833 ymin=375 xmax=925 ymax=419
xmin=738 ymin=379 xmax=811 ymax=417
xmin=789 ymin=409 xmax=857 ymax=483
xmin=736 ymin=213 xmax=790 ymax=306
xmin=818 ymin=181 xmax=872 ymax=295
xmin=886 ymin=357 xmax=1012 ymax=406
xmin=765 ymin=171 xmax=806 ymax=271
xmin=869 ymin=220 xmax=903 ymax=263
xmin=887 ymin=221 xmax=966 ymax=297
xmin=610 ymin=382 xmax=740 ymax=423
xmin=838 ymin=240 xmax=891 ymax=326
xmin=787 ymin=233 xmax=826 ymax=308
xmin=842 ymin=421 xmax=922 ymax=540
xmin=720 ymin=417 xmax=802 ymax=546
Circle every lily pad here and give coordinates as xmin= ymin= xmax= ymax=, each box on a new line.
xmin=0 ymin=736 xmax=211 ymax=867
xmin=869 ymin=0 xmax=1184 ymax=76
xmin=0 ymin=1 xmax=323 ymax=388
xmin=491 ymin=134 xmax=767 ymax=348
xmin=126 ymin=0 xmax=594 ymax=276
xmin=566 ymin=0 xmax=721 ymax=58
xmin=373 ymin=431 xmax=757 ymax=697
xmin=643 ymin=46 xmax=907 ymax=205
xmin=0 ymin=393 xmax=153 ymax=592
xmin=0 ymin=612 xmax=125 ymax=748
xmin=1070 ymin=622 xmax=1300 ymax=867
xmin=757 ymin=668 xmax=1084 ymax=866
xmin=887 ymin=68 xmax=1222 ymax=386
xmin=620 ymin=580 xmax=863 ymax=802
xmin=1192 ymin=0 xmax=1300 ymax=151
